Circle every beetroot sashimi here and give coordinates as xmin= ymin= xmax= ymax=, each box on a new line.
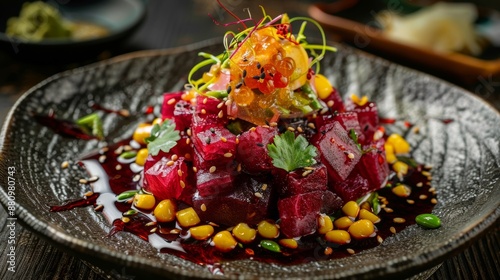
xmin=278 ymin=191 xmax=323 ymax=238
xmin=236 ymin=126 xmax=278 ymax=175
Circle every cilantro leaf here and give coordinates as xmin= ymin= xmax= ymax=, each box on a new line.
xmin=267 ymin=131 xmax=317 ymax=172
xmin=76 ymin=113 xmax=104 ymax=139
xmin=147 ymin=121 xmax=180 ymax=156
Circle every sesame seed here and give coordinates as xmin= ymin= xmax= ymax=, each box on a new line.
xmin=167 ymin=98 xmax=176 ymax=105
xmin=100 ymin=147 xmax=109 ymax=153
xmin=237 ymin=163 xmax=242 ymax=172
xmin=84 ymin=191 xmax=94 ymax=197
xmin=302 ymin=170 xmax=313 ymax=177
xmin=225 ymin=99 xmax=232 ymax=106
xmin=185 ymin=153 xmax=191 ymax=159
xmin=79 ymin=179 xmax=88 ymax=184
xmin=122 ymin=217 xmax=130 ymax=223
xmin=150 ymin=227 xmax=157 ymax=233
xmin=114 ymin=146 xmax=124 ymax=154
xmin=201 ymin=204 xmax=207 ymax=212
xmin=224 ymin=152 xmax=233 ymax=158
xmin=383 ymin=207 xmax=394 ymax=213
xmin=186 ymin=138 xmax=191 ymax=145
xmin=422 ymin=171 xmax=431 ymax=177
xmin=88 ymin=176 xmax=99 ymax=182
xmin=145 ymin=221 xmax=157 ymax=227
xmin=416 ymin=182 xmax=423 ymax=187
xmin=346 ymin=248 xmax=355 ymax=255
xmin=118 ymin=109 xmax=130 ymax=117
xmin=393 ymin=217 xmax=406 ymax=223
xmin=170 ymin=229 xmax=181 ymax=234
xmin=133 ymin=174 xmax=141 ymax=182
xmin=235 ymin=138 xmax=239 ymax=144
xmin=261 ymin=184 xmax=268 ymax=191
xmin=123 ymin=145 xmax=133 ymax=151
xmin=220 ymin=136 xmax=227 ymax=142
xmin=126 ymin=198 xmax=134 ymax=204
xmin=218 ymin=110 xmax=224 ymax=118
xmin=116 ymin=164 xmax=122 ymax=170
xmin=166 ymin=160 xmax=175 ymax=166
xmin=347 ymin=153 xmax=355 ymax=159
xmin=187 ymin=129 xmax=192 ymax=137
xmin=201 ymin=109 xmax=207 ymax=114
xmin=287 ymin=127 xmax=295 ymax=132
xmin=419 ymin=194 xmax=428 ymax=200
xmin=377 ymin=235 xmax=384 ymax=244
xmin=209 ymin=166 xmax=216 ymax=173
xmin=61 ymin=161 xmax=69 ymax=169
xmin=180 ymin=180 xmax=186 ymax=188
xmin=308 ymin=123 xmax=316 ymax=129
xmin=203 ymin=97 xmax=208 ymax=104
xmin=270 ymin=122 xmax=278 ymax=127
xmin=304 ymin=166 xmax=315 ymax=170
xmin=297 ymin=126 xmax=303 ymax=133
xmin=94 ymin=204 xmax=103 ymax=211
xmin=428 ymin=187 xmax=436 ymax=193
xmin=177 ymin=170 xmax=183 ymax=177
xmin=327 ymin=100 xmax=334 ymax=107
xmin=413 ymin=126 xmax=420 ymax=134
xmin=407 ymin=199 xmax=415 ymax=204
xmin=390 ymin=226 xmax=397 ymax=234
xmin=217 ymin=102 xmax=224 ymax=109
xmin=431 ymin=198 xmax=438 ymax=204
xmin=250 ymin=127 xmax=256 ymax=131
xmin=192 ymin=166 xmax=198 ymax=173
xmin=254 ymin=192 xmax=263 ymax=198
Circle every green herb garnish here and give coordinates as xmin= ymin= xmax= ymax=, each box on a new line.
xmin=267 ymin=131 xmax=317 ymax=172
xmin=76 ymin=113 xmax=104 ymax=140
xmin=146 ymin=121 xmax=180 ymax=156
xmin=349 ymin=129 xmax=362 ymax=151
xmin=396 ymin=156 xmax=418 ymax=168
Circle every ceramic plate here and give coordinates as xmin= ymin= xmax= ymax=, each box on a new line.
xmin=0 ymin=40 xmax=499 ymax=279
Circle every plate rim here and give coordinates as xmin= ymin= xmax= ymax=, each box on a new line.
xmin=0 ymin=38 xmax=499 ymax=279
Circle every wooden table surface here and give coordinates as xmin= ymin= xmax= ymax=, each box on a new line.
xmin=1 ymin=1 xmax=499 ymax=279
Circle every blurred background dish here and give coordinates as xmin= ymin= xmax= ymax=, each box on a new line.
xmin=0 ymin=0 xmax=146 ymax=61
xmin=309 ymin=0 xmax=500 ymax=86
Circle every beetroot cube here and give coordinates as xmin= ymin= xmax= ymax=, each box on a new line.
xmin=320 ymin=190 xmax=344 ymax=214
xmin=170 ymin=134 xmax=193 ymax=161
xmin=276 ymin=163 xmax=327 ymax=197
xmin=192 ymin=126 xmax=237 ymax=162
xmin=347 ymin=102 xmax=379 ymax=140
xmin=236 ymin=126 xmax=278 ymax=175
xmin=320 ymin=87 xmax=345 ymax=113
xmin=331 ymin=172 xmax=371 ymax=202
xmin=195 ymin=163 xmax=236 ymax=197
xmin=161 ymin=91 xmax=184 ymax=119
xmin=144 ymin=157 xmax=194 ymax=204
xmin=316 ymin=121 xmax=362 ymax=181
xmin=192 ymin=175 xmax=274 ymax=226
xmin=358 ymin=138 xmax=389 ymax=190
xmin=192 ymin=146 xmax=233 ymax=170
xmin=278 ymin=191 xmax=323 ymax=238
xmin=173 ymin=100 xmax=194 ymax=131
xmin=195 ymin=95 xmax=226 ymax=117
xmin=315 ymin=112 xmax=365 ymax=145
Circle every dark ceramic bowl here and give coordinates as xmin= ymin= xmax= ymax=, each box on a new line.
xmin=0 ymin=40 xmax=499 ymax=279
xmin=0 ymin=0 xmax=146 ymax=61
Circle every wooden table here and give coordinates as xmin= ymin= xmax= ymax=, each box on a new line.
xmin=1 ymin=1 xmax=499 ymax=279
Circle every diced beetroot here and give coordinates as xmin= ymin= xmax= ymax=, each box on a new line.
xmin=170 ymin=134 xmax=194 ymax=161
xmin=320 ymin=87 xmax=344 ymax=112
xmin=236 ymin=126 xmax=278 ymax=175
xmin=346 ymin=101 xmax=379 ymax=140
xmin=315 ymin=121 xmax=362 ymax=181
xmin=278 ymin=191 xmax=323 ymax=238
xmin=173 ymin=100 xmax=194 ymax=131
xmin=195 ymin=163 xmax=236 ymax=197
xmin=274 ymin=163 xmax=327 ymax=197
xmin=191 ymin=96 xmax=228 ymax=133
xmin=315 ymin=112 xmax=365 ymax=144
xmin=320 ymin=190 xmax=344 ymax=214
xmin=144 ymin=157 xmax=194 ymax=205
xmin=358 ymin=137 xmax=389 ymax=190
xmin=161 ymin=92 xmax=184 ymax=120
xmin=192 ymin=146 xmax=233 ymax=170
xmin=331 ymin=171 xmax=371 ymax=202
xmin=192 ymin=175 xmax=275 ymax=226
xmin=192 ymin=126 xmax=237 ymax=162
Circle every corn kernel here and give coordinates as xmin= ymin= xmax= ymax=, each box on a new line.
xmin=314 ymin=74 xmax=334 ymax=99
xmin=384 ymin=143 xmax=397 ymax=163
xmin=154 ymin=199 xmax=176 ymax=223
xmin=133 ymin=194 xmax=155 ymax=210
xmin=325 ymin=230 xmax=351 ymax=245
xmin=190 ymin=225 xmax=214 ymax=240
xmin=318 ymin=214 xmax=334 ymax=235
xmin=279 ymin=238 xmax=298 ymax=249
xmin=392 ymin=184 xmax=411 ymax=198
xmin=133 ymin=123 xmax=152 ymax=145
xmin=176 ymin=207 xmax=200 ymax=228
xmin=358 ymin=209 xmax=381 ymax=223
xmin=232 ymin=223 xmax=257 ymax=243
xmin=333 ymin=216 xmax=354 ymax=229
xmin=360 ymin=201 xmax=371 ymax=211
xmin=257 ymin=220 xmax=280 ymax=239
xmin=393 ymin=161 xmax=409 ymax=175
xmin=342 ymin=201 xmax=360 ymax=219
xmin=181 ymin=89 xmax=197 ymax=101
xmin=348 ymin=219 xmax=375 ymax=239
xmin=387 ymin=134 xmax=410 ymax=154
xmin=135 ymin=148 xmax=149 ymax=166
xmin=212 ymin=230 xmax=237 ymax=252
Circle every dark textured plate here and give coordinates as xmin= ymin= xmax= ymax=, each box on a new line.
xmin=0 ymin=40 xmax=499 ymax=279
